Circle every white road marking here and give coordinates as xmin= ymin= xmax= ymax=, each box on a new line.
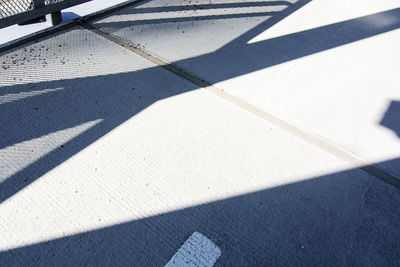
xmin=165 ymin=232 xmax=221 ymax=267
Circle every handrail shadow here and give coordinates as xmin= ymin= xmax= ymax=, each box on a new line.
xmin=1 ymin=1 xmax=400 ymax=264
xmin=0 ymin=159 xmax=399 ymax=265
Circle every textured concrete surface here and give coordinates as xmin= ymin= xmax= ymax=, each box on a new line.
xmin=1 ymin=0 xmax=400 ymax=266
xmin=92 ymin=0 xmax=400 ymax=177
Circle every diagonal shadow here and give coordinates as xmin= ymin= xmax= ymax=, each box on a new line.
xmin=1 ymin=1 xmax=400 ymax=265
xmin=0 ymin=0 xmax=399 ymax=216
xmin=1 ymin=98 xmax=400 ymax=265
xmin=91 ymin=0 xmax=294 ymax=26
xmin=128 ymin=1 xmax=293 ymax=14
xmin=173 ymin=7 xmax=400 ymax=84
xmin=94 ymin=2 xmax=400 ymax=85
xmin=0 ymin=160 xmax=399 ymax=265
xmin=93 ymin=0 xmax=304 ymax=32
xmin=94 ymin=11 xmax=280 ymax=26
xmin=0 ymin=0 xmax=308 ymax=203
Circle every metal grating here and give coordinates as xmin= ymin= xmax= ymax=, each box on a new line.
xmin=0 ymin=0 xmax=68 ymax=19
xmin=0 ymin=0 xmax=33 ymax=19
xmin=0 ymin=0 xmax=91 ymax=29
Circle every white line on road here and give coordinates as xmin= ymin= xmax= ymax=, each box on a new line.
xmin=165 ymin=232 xmax=221 ymax=267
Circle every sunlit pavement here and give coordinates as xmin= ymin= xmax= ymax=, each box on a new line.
xmin=1 ymin=0 xmax=400 ymax=265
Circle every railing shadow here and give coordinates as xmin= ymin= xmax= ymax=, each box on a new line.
xmin=0 ymin=161 xmax=399 ymax=265
xmin=0 ymin=0 xmax=310 ymax=203
xmin=1 ymin=1 xmax=400 ymax=264
xmin=1 ymin=2 xmax=400 ymax=203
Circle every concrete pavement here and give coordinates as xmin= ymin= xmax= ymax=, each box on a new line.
xmin=1 ymin=0 xmax=400 ymax=265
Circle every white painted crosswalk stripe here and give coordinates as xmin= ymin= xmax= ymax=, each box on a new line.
xmin=165 ymin=232 xmax=221 ymax=267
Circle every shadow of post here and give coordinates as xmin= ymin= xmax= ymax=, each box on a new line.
xmin=381 ymin=100 xmax=400 ymax=138
xmin=1 ymin=2 xmax=400 ymax=204
xmin=1 ymin=2 xmax=400 ymax=265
